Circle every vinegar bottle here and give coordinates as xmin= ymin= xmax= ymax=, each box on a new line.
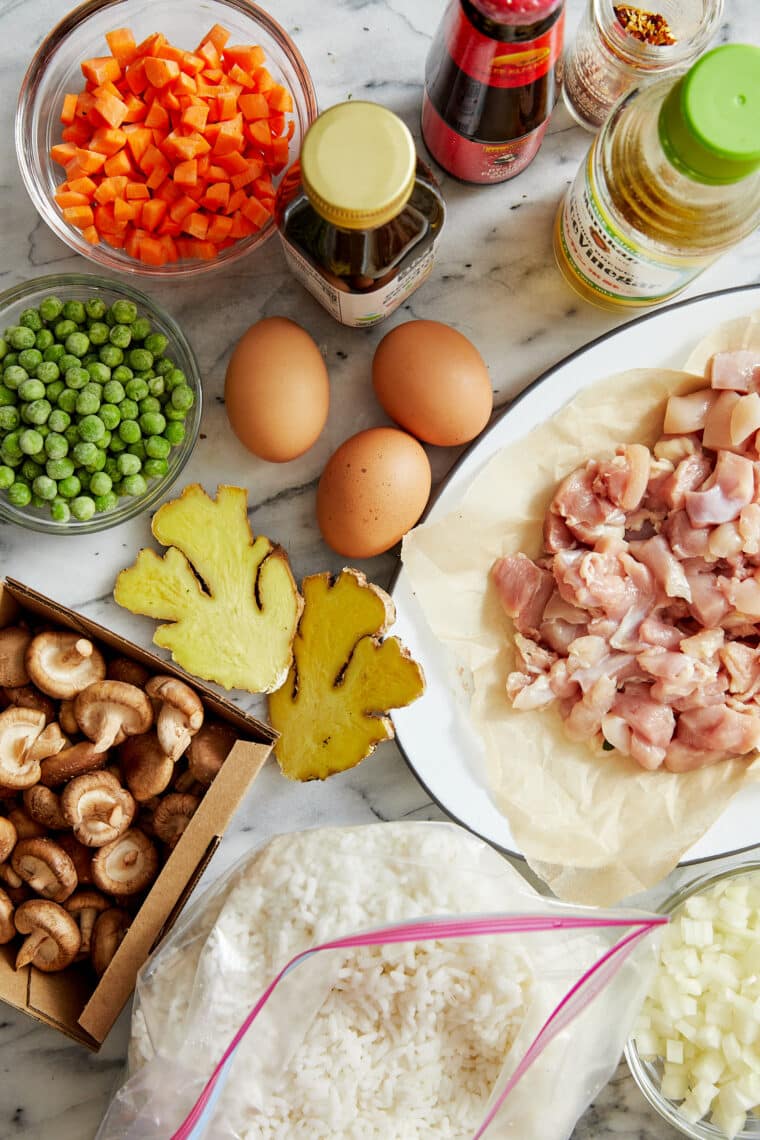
xmin=554 ymin=44 xmax=760 ymax=311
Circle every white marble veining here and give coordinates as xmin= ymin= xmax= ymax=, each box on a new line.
xmin=0 ymin=0 xmax=758 ymax=1136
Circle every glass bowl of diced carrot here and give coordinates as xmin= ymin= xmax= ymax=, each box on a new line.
xmin=16 ymin=0 xmax=318 ymax=276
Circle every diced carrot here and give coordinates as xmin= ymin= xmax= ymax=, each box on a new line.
xmin=67 ymin=175 xmax=97 ymax=197
xmin=181 ymin=102 xmax=209 ymax=131
xmin=62 ymin=122 xmax=92 ymax=144
xmin=207 ymin=214 xmax=233 ymax=242
xmin=106 ymin=28 xmax=138 ymax=65
xmin=124 ymin=126 xmax=152 ymax=164
xmin=213 ymin=116 xmax=243 ymax=156
xmin=226 ymin=187 xmax=247 ymax=213
xmin=201 ymin=182 xmax=230 ymax=210
xmin=266 ymin=84 xmax=293 ymax=113
xmin=238 ymin=93 xmax=269 ymax=121
xmin=81 ymin=224 xmax=100 ymax=245
xmin=144 ymin=57 xmax=180 ymax=89
xmin=155 ymin=179 xmax=182 ymax=204
xmin=135 ymin=32 xmax=167 ymax=58
xmin=122 ymin=93 xmax=147 ymax=122
xmin=50 ymin=142 xmax=78 ymax=166
xmin=229 ymin=210 xmax=255 ymax=238
xmin=253 ymin=174 xmax=274 ymax=198
xmin=93 ymin=79 xmax=123 ymax=101
xmin=62 ymin=204 xmax=95 ymax=229
xmin=75 ymin=91 xmax=96 ymax=119
xmin=141 ymin=198 xmax=168 ymax=231
xmin=286 ymin=119 xmax=295 ymax=141
xmin=155 ymin=42 xmax=186 ymax=65
xmin=169 ymin=195 xmax=198 ymax=223
xmin=197 ymin=39 xmax=221 ymax=69
xmin=228 ymin=64 xmax=255 ymax=89
xmin=63 ymin=162 xmax=87 ymax=183
xmin=114 ymin=197 xmax=142 ymax=224
xmin=60 ymin=93 xmax=78 ymax=125
xmin=182 ymin=210 xmax=208 ymax=239
xmin=241 ymin=196 xmax=270 ymax=229
xmin=253 ymin=67 xmax=274 ymax=94
xmin=125 ymin=181 xmax=150 ymax=200
xmin=269 ymin=112 xmax=285 ymax=138
xmin=157 ymin=217 xmax=183 ymax=237
xmin=139 ymin=143 xmax=164 ymax=173
xmin=146 ymin=158 xmax=170 ymax=190
xmin=144 ymin=101 xmax=169 ymax=129
xmin=81 ymin=57 xmax=122 ymax=86
xmin=216 ymin=89 xmax=239 ymax=120
xmin=125 ymin=228 xmax=143 ymax=258
xmin=230 ymin=164 xmax=261 ymax=191
xmin=173 ymin=159 xmax=198 ymax=187
xmin=94 ymin=175 xmax=129 ymax=204
xmin=223 ymin=45 xmax=265 ymax=72
xmin=175 ymin=72 xmax=197 ymax=97
xmin=163 ymin=131 xmax=210 ymax=161
xmin=269 ymin=136 xmax=289 ymax=169
xmin=197 ymin=154 xmax=211 ymax=177
xmin=137 ymin=235 xmax=167 ymax=265
xmin=75 ymin=147 xmax=107 ymax=173
xmin=192 ymin=240 xmax=218 ymax=260
xmin=54 ymin=190 xmax=90 ymax=208
xmin=94 ymin=91 xmax=129 ymax=129
xmin=89 ymin=127 xmax=127 ymax=156
xmin=103 ymin=149 xmax=135 ymax=177
xmin=204 ymin=23 xmax=230 ymax=51
xmin=125 ymin=58 xmax=149 ymax=95
xmin=216 ymin=150 xmax=249 ymax=175
xmin=180 ymin=52 xmax=205 ymax=76
xmin=163 ymin=90 xmax=181 ymax=112
xmin=245 ymin=119 xmax=271 ymax=151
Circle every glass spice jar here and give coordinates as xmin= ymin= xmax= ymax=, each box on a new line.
xmin=274 ymin=101 xmax=446 ymax=328
xmin=563 ymin=0 xmax=723 ymax=131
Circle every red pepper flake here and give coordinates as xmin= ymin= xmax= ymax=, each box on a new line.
xmin=614 ymin=4 xmax=676 ymax=45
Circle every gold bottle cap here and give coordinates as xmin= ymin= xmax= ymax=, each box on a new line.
xmin=300 ymin=101 xmax=416 ymax=230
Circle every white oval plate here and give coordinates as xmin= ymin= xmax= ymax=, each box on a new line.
xmin=391 ymin=285 xmax=760 ymax=866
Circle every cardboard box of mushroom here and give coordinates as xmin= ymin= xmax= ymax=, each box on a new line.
xmin=0 ymin=578 xmax=272 ymax=1048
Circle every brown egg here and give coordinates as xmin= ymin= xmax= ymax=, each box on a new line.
xmin=224 ymin=317 xmax=330 ymax=462
xmin=372 ymin=320 xmax=493 ymax=447
xmin=317 ymin=428 xmax=432 ymax=558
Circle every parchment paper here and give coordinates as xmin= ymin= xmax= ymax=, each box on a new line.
xmin=402 ymin=312 xmax=760 ymax=905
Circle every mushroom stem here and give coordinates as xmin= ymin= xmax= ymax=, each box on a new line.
xmin=62 ymin=639 xmax=93 ymax=666
xmin=91 ymin=709 xmax=125 ymax=754
xmin=16 ymin=928 xmax=55 ymax=969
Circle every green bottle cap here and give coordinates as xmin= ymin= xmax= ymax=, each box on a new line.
xmin=659 ymin=44 xmax=760 ymax=185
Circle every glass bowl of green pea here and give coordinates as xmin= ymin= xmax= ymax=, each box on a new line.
xmin=0 ymin=272 xmax=201 ymax=533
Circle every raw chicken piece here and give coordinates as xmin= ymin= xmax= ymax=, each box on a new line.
xmin=739 ymin=503 xmax=760 ymax=554
xmin=710 ymin=350 xmax=760 ymax=392
xmin=593 ymin=444 xmax=650 ymax=511
xmin=564 ymin=675 xmax=617 ymax=741
xmin=722 ymin=571 xmax=760 ymax=617
xmin=685 ymin=450 xmax=754 ymax=526
xmin=664 ymin=510 xmax=711 ymax=559
xmin=637 ymin=615 xmax=684 ymax=649
xmin=550 ymin=464 xmax=625 ymax=544
xmin=629 ymin=535 xmax=691 ymax=601
xmin=682 ymin=562 xmax=731 ymax=627
xmin=663 ymin=389 xmax=718 ymax=434
xmin=514 ymin=633 xmax=556 ymax=675
xmin=509 ymin=673 xmax=555 ymax=710
xmin=664 ymin=740 xmax=728 ymax=772
xmin=703 ymin=391 xmax=742 ymax=451
xmin=720 ymin=642 xmax=760 ymax=699
xmin=604 ymin=685 xmax=676 ymax=770
xmin=708 ymin=522 xmax=744 ymax=560
xmin=544 ymin=511 xmax=576 ymax=553
xmin=492 ymin=554 xmax=554 ymax=636
xmin=675 ymin=703 xmax=760 ymax=757
xmin=661 ymin=451 xmax=713 ymax=511
xmin=730 ymin=393 xmax=760 ymax=445
xmin=566 ymin=635 xmax=637 ymax=691
xmin=636 ymin=647 xmax=716 ymax=702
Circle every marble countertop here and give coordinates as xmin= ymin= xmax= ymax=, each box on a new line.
xmin=0 ymin=0 xmax=758 ymax=1136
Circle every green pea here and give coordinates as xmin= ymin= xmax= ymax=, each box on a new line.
xmin=88 ymin=360 xmax=112 ymax=382
xmin=139 ymin=411 xmax=166 ymax=436
xmin=131 ymin=317 xmax=152 ymax=341
xmin=125 ymin=378 xmax=149 ymax=401
xmin=70 ymin=495 xmax=95 ymax=521
xmin=110 ymin=300 xmax=137 ymax=324
xmin=36 ymin=361 xmax=60 ymax=385
xmin=18 ymin=348 xmax=42 ymax=372
xmin=50 ymin=498 xmax=71 ymax=522
xmin=100 ymin=429 xmax=112 ymax=449
xmin=109 ymin=434 xmax=126 ymax=453
xmin=4 ymin=366 xmax=28 ymax=390
xmin=2 ymin=353 xmax=18 ymax=369
xmin=46 ymin=380 xmax=64 ymax=404
xmin=142 ymin=332 xmax=166 ymax=356
xmin=58 ymin=475 xmax=81 ymax=499
xmin=75 ymin=469 xmax=90 ymax=491
xmin=0 ymin=384 xmax=15 ymax=407
xmin=127 ymin=440 xmax=146 ymax=462
xmin=46 ymin=457 xmax=75 ymax=480
xmin=108 ymin=324 xmax=131 ymax=349
xmin=154 ymin=358 xmax=174 ymax=377
xmin=85 ymin=297 xmax=107 ymax=320
xmin=147 ymin=376 xmax=165 ymax=397
xmin=19 ymin=308 xmax=43 ymax=331
xmin=0 ymin=465 xmax=15 ymax=489
xmin=111 ymin=365 xmax=133 ymax=384
xmin=98 ymin=345 xmax=122 ymax=369
xmin=88 ymin=322 xmax=109 ymax=346
xmin=0 ymin=339 xmax=7 ymax=362
xmin=72 ymin=441 xmax=99 ymax=466
xmin=165 ymin=405 xmax=187 ymax=422
xmin=24 ymin=399 xmax=51 ymax=426
xmin=0 ymin=448 xmax=21 ymax=469
xmin=99 ymin=403 xmax=120 ymax=430
xmin=128 ymin=348 xmax=153 ymax=372
xmin=63 ymin=425 xmax=80 ymax=447
xmin=65 ymin=332 xmax=90 ymax=358
xmin=95 ymin=490 xmax=119 ymax=512
xmin=89 ymin=471 xmax=112 ymax=496
xmin=18 ymin=378 xmax=45 ymax=401
xmin=123 ymin=473 xmax=147 ymax=497
xmin=88 ymin=448 xmax=106 ymax=472
xmin=170 ymin=385 xmax=194 ymax=412
xmin=32 ymin=475 xmax=57 ymax=501
xmin=39 ymin=296 xmax=63 ymax=322
xmin=21 ymin=458 xmax=44 ymax=481
xmin=59 ymin=353 xmax=81 ymax=373
xmin=118 ymin=420 xmax=141 ymax=445
xmin=1 ymin=431 xmax=23 ymax=460
xmin=30 ymin=492 xmax=47 ymax=508
xmin=19 ymin=429 xmax=43 ymax=455
xmin=144 ymin=457 xmax=169 ymax=478
xmin=62 ymin=300 xmax=86 ymax=324
xmin=0 ymin=407 xmax=19 ymax=432
xmin=35 ymin=329 xmax=54 ymax=351
xmin=44 ymin=433 xmax=69 ymax=459
xmin=8 ymin=481 xmax=32 ymax=506
xmin=44 ymin=344 xmax=65 ymax=364
xmin=65 ymin=366 xmax=89 ymax=390
xmin=53 ymin=319 xmax=77 ymax=341
xmin=102 ymin=380 xmax=125 ymax=404
xmin=78 ymin=414 xmax=105 ymax=442
xmin=104 ymin=457 xmax=121 ymax=480
xmin=57 ymin=389 xmax=78 ymax=414
xmin=81 ymin=352 xmax=98 ymax=367
xmin=75 ymin=392 xmax=100 ymax=416
xmin=138 ymin=396 xmax=161 ymax=416
xmin=117 ymin=452 xmax=141 ymax=476
xmin=48 ymin=409 xmax=70 ymax=433
xmin=8 ymin=327 xmax=36 ymax=350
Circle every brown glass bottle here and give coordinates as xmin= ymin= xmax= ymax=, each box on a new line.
xmin=422 ymin=0 xmax=565 ymax=184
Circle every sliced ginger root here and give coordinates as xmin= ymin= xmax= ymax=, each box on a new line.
xmin=269 ymin=569 xmax=425 ymax=780
xmin=114 ymin=484 xmax=302 ymax=693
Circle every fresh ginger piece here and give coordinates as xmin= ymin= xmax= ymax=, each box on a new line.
xmin=114 ymin=484 xmax=301 ymax=692
xmin=269 ymin=569 xmax=425 ymax=780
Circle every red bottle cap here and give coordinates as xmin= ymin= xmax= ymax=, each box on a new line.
xmin=468 ymin=0 xmax=564 ymax=26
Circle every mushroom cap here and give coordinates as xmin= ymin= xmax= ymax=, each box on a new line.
xmin=14 ymin=899 xmax=81 ymax=972
xmin=7 ymin=807 xmax=46 ymax=840
xmin=57 ymin=833 xmax=94 ymax=885
xmin=186 ymin=720 xmax=238 ymax=786
xmin=75 ymin=681 xmax=153 ymax=754
xmin=25 ymin=632 xmax=106 ymax=700
xmin=64 ymin=889 xmax=110 ymax=957
xmin=152 ymin=793 xmax=200 ymax=848
xmin=120 ymin=732 xmax=174 ymax=802
xmin=11 ymin=837 xmax=78 ymax=903
xmin=58 ymin=700 xmax=79 ymax=736
xmin=145 ymin=677 xmax=204 ymax=764
xmin=39 ymin=741 xmax=107 ymax=787
xmin=0 ymin=627 xmax=32 ymax=689
xmin=0 ymin=706 xmax=46 ymax=790
xmin=25 ymin=722 xmax=68 ymax=766
xmin=0 ymin=885 xmax=15 ymax=944
xmin=0 ymin=815 xmax=17 ymax=863
xmin=91 ymin=829 xmax=159 ymax=896
xmin=91 ymin=907 xmax=131 ymax=976
xmin=22 ymin=785 xmax=68 ymax=830
xmin=61 ymin=771 xmax=136 ymax=848
xmin=107 ymin=657 xmax=151 ymax=688
xmin=2 ymin=685 xmax=57 ymax=725
xmin=0 ymin=860 xmax=23 ymax=889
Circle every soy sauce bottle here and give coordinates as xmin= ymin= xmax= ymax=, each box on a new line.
xmin=422 ymin=0 xmax=566 ymax=184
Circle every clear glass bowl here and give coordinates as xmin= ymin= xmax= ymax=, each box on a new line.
xmin=0 ymin=272 xmax=201 ymax=534
xmin=625 ymin=859 xmax=760 ymax=1140
xmin=16 ymin=0 xmax=318 ymax=278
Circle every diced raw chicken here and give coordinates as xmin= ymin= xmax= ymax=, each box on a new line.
xmin=723 ymin=571 xmax=760 ymax=617
xmin=514 ymin=633 xmax=556 ymax=675
xmin=675 ymin=704 xmax=760 ymax=757
xmin=636 ymin=647 xmax=715 ymax=702
xmin=664 ymin=389 xmax=718 ymax=435
xmin=663 ymin=740 xmax=728 ymax=772
xmin=664 ymin=510 xmax=711 ymax=559
xmin=629 ymin=535 xmax=691 ymax=600
xmin=593 ymin=444 xmax=650 ymax=511
xmin=544 ymin=511 xmax=576 ymax=553
xmin=564 ymin=675 xmax=617 ymax=741
xmin=730 ymin=392 xmax=760 ymax=445
xmin=720 ymin=642 xmax=760 ymax=698
xmin=710 ymin=350 xmax=760 ymax=392
xmin=550 ymin=464 xmax=626 ymax=544
xmin=703 ymin=391 xmax=742 ymax=451
xmin=682 ymin=562 xmax=731 ymax=627
xmin=661 ymin=451 xmax=713 ymax=511
xmin=685 ymin=450 xmax=754 ymax=526
xmin=708 ymin=522 xmax=744 ymax=560
xmin=509 ymin=673 xmax=555 ymax=710
xmin=680 ymin=628 xmax=724 ymax=663
xmin=492 ymin=554 xmax=554 ymax=636
xmin=653 ymin=434 xmax=700 ymax=464
xmin=605 ymin=685 xmax=676 ymax=770
xmin=739 ymin=503 xmax=760 ymax=554
xmin=637 ymin=615 xmax=684 ymax=649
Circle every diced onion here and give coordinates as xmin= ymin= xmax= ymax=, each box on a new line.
xmin=634 ymin=869 xmax=760 ymax=1139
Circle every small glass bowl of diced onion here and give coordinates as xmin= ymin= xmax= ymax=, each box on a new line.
xmin=625 ymin=860 xmax=760 ymax=1140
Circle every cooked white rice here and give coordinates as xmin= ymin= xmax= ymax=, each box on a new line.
xmin=131 ymin=823 xmax=534 ymax=1138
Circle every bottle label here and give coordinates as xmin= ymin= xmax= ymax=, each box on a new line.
xmin=557 ymin=151 xmax=709 ymax=305
xmin=278 ymin=233 xmax=437 ymax=328
xmin=422 ymin=92 xmax=549 ymax=183
xmin=446 ymin=3 xmax=564 ymax=88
